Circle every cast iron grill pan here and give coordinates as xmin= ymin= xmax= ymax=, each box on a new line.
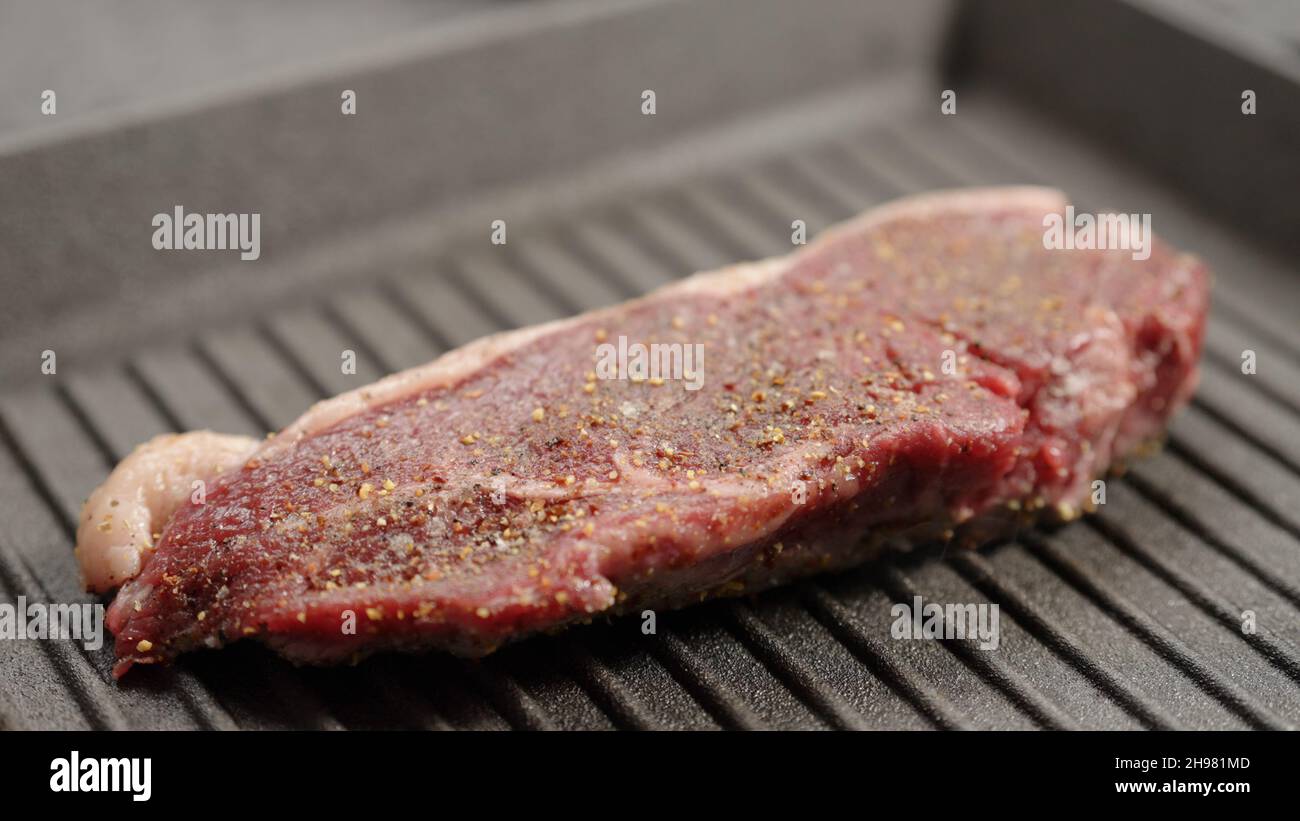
xmin=1 ymin=98 xmax=1298 ymax=730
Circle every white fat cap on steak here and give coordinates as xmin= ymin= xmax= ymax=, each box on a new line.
xmin=76 ymin=431 xmax=261 ymax=593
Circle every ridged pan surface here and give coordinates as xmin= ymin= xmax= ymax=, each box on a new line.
xmin=1 ymin=98 xmax=1297 ymax=730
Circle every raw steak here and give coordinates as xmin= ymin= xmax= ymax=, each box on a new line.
xmin=80 ymin=187 xmax=1209 ymax=677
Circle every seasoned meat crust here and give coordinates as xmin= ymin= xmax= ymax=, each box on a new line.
xmin=84 ymin=187 xmax=1208 ymax=677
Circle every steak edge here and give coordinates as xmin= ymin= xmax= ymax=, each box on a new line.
xmin=84 ymin=187 xmax=1209 ymax=676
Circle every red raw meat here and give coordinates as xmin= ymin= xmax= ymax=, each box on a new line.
xmin=99 ymin=188 xmax=1209 ymax=676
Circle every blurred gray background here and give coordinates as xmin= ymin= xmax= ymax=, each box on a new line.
xmin=0 ymin=0 xmax=520 ymax=141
